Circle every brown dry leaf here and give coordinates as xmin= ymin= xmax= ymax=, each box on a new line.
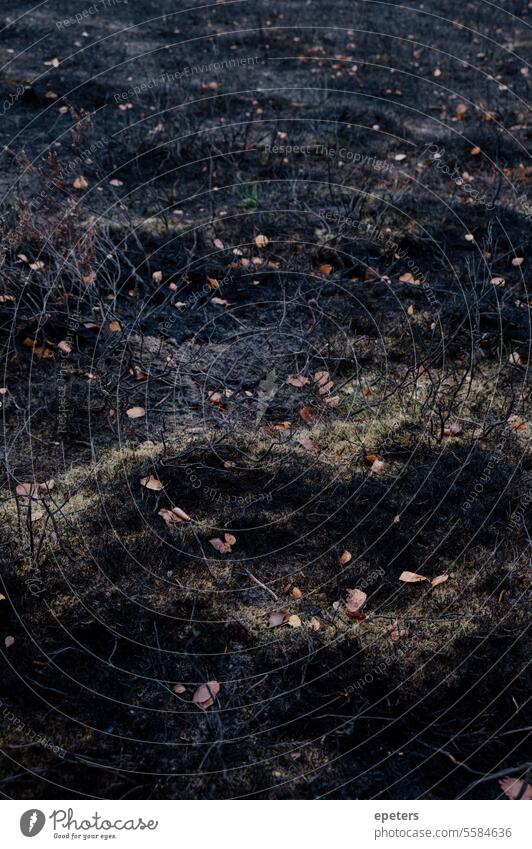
xmin=345 ymin=588 xmax=367 ymax=619
xmin=339 ymin=550 xmax=352 ymax=565
xmin=407 ymin=304 xmax=415 ymax=317
xmin=400 ymin=571 xmax=428 ymax=583
xmin=211 ymin=297 xmax=230 ymax=306
xmin=208 ymin=391 xmax=223 ymax=405
xmin=470 ymin=146 xmax=481 ymax=155
xmin=269 ymin=609 xmax=291 ymax=628
xmin=192 ymin=681 xmax=220 ymax=710
xmin=291 ymin=586 xmax=302 ymax=599
xmin=310 ymin=616 xmax=320 ymax=631
xmin=508 ymin=351 xmax=522 ymax=365
xmin=508 ymin=415 xmax=527 ymax=432
xmin=209 ymin=537 xmax=232 ymax=554
xmin=224 ymin=533 xmax=236 ymax=546
xmin=4 ymin=636 xmax=15 ymax=648
xmin=287 ymin=375 xmax=310 ymax=388
xmin=371 ymin=458 xmax=386 ymax=474
xmin=491 ymin=276 xmax=505 ymax=287
xmin=319 ymin=263 xmax=333 ymax=275
xmin=442 ymin=422 xmax=463 ymax=437
xmin=288 ymin=614 xmax=302 ymax=628
xmin=297 ymin=434 xmax=316 ymax=452
xmin=207 ymin=276 xmax=219 ymax=289
xmin=44 ymin=57 xmax=60 ymax=67
xmin=152 ymin=270 xmax=163 ymax=283
xmin=126 ymin=406 xmax=145 ymax=419
xmin=399 ymin=272 xmax=420 ymax=285
xmin=140 ymin=475 xmax=163 ymax=491
xmin=172 ymin=683 xmax=186 ymax=694
xmin=158 ymin=506 xmax=191 ymax=526
xmin=131 ymin=366 xmax=148 ymax=381
xmin=314 ymin=370 xmax=330 ymax=386
xmin=298 ymin=405 xmax=314 ymax=422
xmin=73 ymin=175 xmax=88 ymax=190
xmin=456 ymin=102 xmax=468 ymax=119
xmin=213 ymin=238 xmax=225 ymax=250
xmin=499 ymin=777 xmax=532 ymax=800
xmin=108 ymin=320 xmax=122 ymax=332
xmin=109 ymin=178 xmax=124 ymax=187
xmin=16 ymin=479 xmax=54 ymax=499
xmin=390 ymin=626 xmax=408 ymax=641
xmin=318 ymin=380 xmax=334 ymax=396
xmin=57 ymin=340 xmax=72 ymax=353
xmin=22 ymin=338 xmax=54 ymax=359
xmin=511 ymin=257 xmax=524 ymax=267
xmin=255 ymin=234 xmax=269 ymax=248
xmin=431 ymin=573 xmax=449 ymax=587
xmin=29 ymin=260 xmax=45 ymax=271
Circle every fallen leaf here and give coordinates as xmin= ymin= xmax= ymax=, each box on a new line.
xmin=29 ymin=260 xmax=45 ymax=271
xmin=22 ymin=338 xmax=54 ymax=359
xmin=319 ymin=263 xmax=333 ymax=275
xmin=208 ymin=391 xmax=223 ymax=405
xmin=310 ymin=616 xmax=320 ymax=631
xmin=44 ymin=57 xmax=60 ymax=67
xmin=108 ymin=320 xmax=122 ymax=332
xmin=126 ymin=406 xmax=145 ymax=419
xmin=287 ymin=375 xmax=310 ymax=388
xmin=508 ymin=415 xmax=527 ymax=432
xmin=209 ymin=537 xmax=231 ymax=554
xmin=371 ymin=458 xmax=386 ymax=474
xmin=431 ymin=573 xmax=449 ymax=587
xmin=172 ymin=683 xmax=186 ymax=694
xmin=158 ymin=506 xmax=191 ymax=526
xmin=131 ymin=366 xmax=148 ymax=381
xmin=4 ymin=636 xmax=15 ymax=648
xmin=140 ymin=475 xmax=163 ymax=491
xmin=269 ymin=609 xmax=291 ymax=628
xmin=400 ymin=571 xmax=427 ymax=583
xmin=297 ymin=434 xmax=316 ymax=452
xmin=213 ymin=238 xmax=225 ymax=250
xmin=345 ymin=588 xmax=367 ymax=619
xmin=491 ymin=277 xmax=505 ymax=287
xmin=211 ymin=297 xmax=230 ymax=306
xmin=291 ymin=586 xmax=302 ymax=599
xmin=288 ymin=614 xmax=302 ymax=628
xmin=456 ymin=102 xmax=468 ymax=119
xmin=109 ymin=178 xmax=124 ymax=187
xmin=390 ymin=627 xmax=408 ymax=641
xmin=314 ymin=371 xmax=330 ymax=386
xmin=192 ymin=681 xmax=220 ymax=710
xmin=16 ymin=479 xmax=54 ymax=499
xmin=442 ymin=422 xmax=462 ymax=437
xmin=73 ymin=175 xmax=88 ymax=190
xmin=399 ymin=272 xmax=420 ymax=285
xmin=224 ymin=533 xmax=236 ymax=546
xmin=255 ymin=234 xmax=269 ymax=248
xmin=394 ymin=153 xmax=407 ymax=161
xmin=152 ymin=270 xmax=163 ymax=283
xmin=511 ymin=257 xmax=524 ymax=267
xmin=57 ymin=340 xmax=72 ymax=353
xmin=298 ymin=405 xmax=314 ymax=422
xmin=470 ymin=146 xmax=481 ymax=155
xmin=339 ymin=550 xmax=352 ymax=565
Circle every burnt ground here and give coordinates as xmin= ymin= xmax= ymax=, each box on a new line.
xmin=0 ymin=0 xmax=530 ymax=800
